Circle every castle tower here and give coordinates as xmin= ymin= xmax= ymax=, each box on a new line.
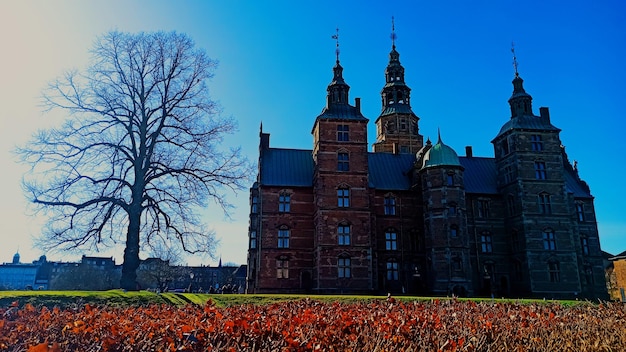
xmin=417 ymin=133 xmax=472 ymax=296
xmin=373 ymin=19 xmax=423 ymax=154
xmin=491 ymin=49 xmax=598 ymax=298
xmin=310 ymin=31 xmax=372 ymax=293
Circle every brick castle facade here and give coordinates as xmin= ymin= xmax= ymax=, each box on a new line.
xmin=245 ymin=38 xmax=607 ymax=299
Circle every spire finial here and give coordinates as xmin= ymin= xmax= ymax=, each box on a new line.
xmin=437 ymin=128 xmax=442 ymax=143
xmin=391 ymin=16 xmax=397 ymax=49
xmin=332 ymin=27 xmax=340 ymax=63
xmin=511 ymin=41 xmax=519 ymax=77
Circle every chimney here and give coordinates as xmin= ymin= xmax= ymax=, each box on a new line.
xmin=355 ymin=97 xmax=361 ymax=113
xmin=539 ymin=107 xmax=550 ymax=122
xmin=465 ymin=146 xmax=473 ymax=158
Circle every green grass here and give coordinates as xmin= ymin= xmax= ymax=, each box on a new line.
xmin=0 ymin=290 xmax=582 ymax=309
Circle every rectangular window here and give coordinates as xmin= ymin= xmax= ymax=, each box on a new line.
xmin=581 ymin=237 xmax=590 ymax=255
xmin=447 ymin=174 xmax=454 ymax=186
xmin=504 ymin=165 xmax=514 ymax=184
xmin=276 ymin=260 xmax=289 ymax=279
xmin=338 ymin=258 xmax=351 ymax=278
xmin=278 ymin=229 xmax=290 ymax=248
xmin=453 ymin=257 xmax=462 ymax=271
xmin=450 ymin=225 xmax=458 ymax=238
xmin=531 ymin=135 xmax=543 ymax=151
xmin=385 ymin=231 xmax=397 ymax=250
xmin=384 ymin=196 xmax=396 ymax=215
xmin=338 ymin=225 xmax=350 ymax=245
xmin=337 ymin=188 xmax=350 ymax=208
xmin=337 ymin=125 xmax=349 ymax=141
xmin=478 ymin=200 xmax=490 ymax=218
xmin=278 ymin=194 xmax=291 ymax=213
xmin=576 ymin=204 xmax=585 ymax=222
xmin=386 ymin=261 xmax=399 ymax=281
xmin=543 ymin=231 xmax=556 ymax=251
xmin=251 ymin=196 xmax=258 ymax=213
xmin=481 ymin=234 xmax=493 ymax=253
xmin=548 ymin=262 xmax=560 ymax=283
xmin=534 ymin=162 xmax=547 ymax=180
xmin=250 ymin=231 xmax=257 ymax=249
xmin=337 ymin=152 xmax=349 ymax=171
xmin=538 ymin=194 xmax=552 ymax=214
xmin=449 ymin=204 xmax=457 ymax=216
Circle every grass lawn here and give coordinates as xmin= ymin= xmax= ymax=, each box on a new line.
xmin=0 ymin=289 xmax=581 ymax=308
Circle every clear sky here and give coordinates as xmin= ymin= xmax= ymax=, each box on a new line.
xmin=0 ymin=0 xmax=624 ymax=266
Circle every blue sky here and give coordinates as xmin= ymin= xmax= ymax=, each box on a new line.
xmin=0 ymin=1 xmax=624 ymax=266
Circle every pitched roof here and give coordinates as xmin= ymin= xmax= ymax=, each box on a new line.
xmin=564 ymin=168 xmax=593 ymax=198
xmin=367 ymin=153 xmax=415 ymax=190
xmin=260 ymin=148 xmax=314 ymax=187
xmin=494 ymin=114 xmax=561 ymax=139
xmin=459 ymin=157 xmax=498 ymax=194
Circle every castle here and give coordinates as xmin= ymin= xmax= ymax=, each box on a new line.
xmin=245 ymin=34 xmax=607 ymax=299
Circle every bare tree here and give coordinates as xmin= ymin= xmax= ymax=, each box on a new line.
xmin=18 ymin=31 xmax=250 ymax=290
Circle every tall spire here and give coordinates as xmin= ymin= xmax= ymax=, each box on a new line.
xmin=326 ymin=27 xmax=349 ymax=106
xmin=391 ymin=16 xmax=397 ymax=50
xmin=381 ymin=18 xmax=411 ymax=109
xmin=508 ymin=42 xmax=533 ymax=118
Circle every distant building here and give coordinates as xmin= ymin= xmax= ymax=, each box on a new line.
xmin=0 ymin=252 xmax=48 ymax=290
xmin=607 ymin=251 xmax=626 ymax=302
xmin=246 ymin=35 xmax=607 ymax=300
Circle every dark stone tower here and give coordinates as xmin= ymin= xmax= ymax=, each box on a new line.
xmin=311 ymin=34 xmax=372 ymax=293
xmin=417 ymin=133 xmax=472 ymax=296
xmin=373 ymin=20 xmax=423 ymax=154
xmin=492 ymin=61 xmax=589 ymax=298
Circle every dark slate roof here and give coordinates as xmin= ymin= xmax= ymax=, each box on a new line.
xmin=564 ymin=168 xmax=593 ymax=198
xmin=495 ymin=114 xmax=560 ymax=138
xmin=379 ymin=103 xmax=416 ymax=117
xmin=459 ymin=157 xmax=498 ymax=194
xmin=316 ymin=103 xmax=368 ymax=121
xmin=260 ymin=148 xmax=314 ymax=186
xmin=367 ymin=153 xmax=415 ymax=190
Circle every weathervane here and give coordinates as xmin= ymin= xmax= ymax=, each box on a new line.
xmin=511 ymin=41 xmax=519 ymax=77
xmin=391 ymin=16 xmax=397 ymax=49
xmin=332 ymin=27 xmax=340 ymax=63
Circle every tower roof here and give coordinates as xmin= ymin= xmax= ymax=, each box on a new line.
xmin=422 ymin=132 xmax=462 ymax=169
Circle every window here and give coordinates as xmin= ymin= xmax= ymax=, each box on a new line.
xmin=581 ymin=237 xmax=590 ymax=255
xmin=507 ymin=195 xmax=515 ymax=216
xmin=250 ymin=231 xmax=257 ymax=249
xmin=251 ymin=196 xmax=258 ymax=213
xmin=337 ymin=125 xmax=349 ymax=141
xmin=447 ymin=174 xmax=454 ymax=186
xmin=276 ymin=259 xmax=289 ymax=279
xmin=338 ymin=257 xmax=351 ymax=278
xmin=481 ymin=233 xmax=493 ymax=253
xmin=543 ymin=230 xmax=556 ymax=251
xmin=337 ymin=187 xmax=350 ymax=208
xmin=538 ymin=193 xmax=552 ymax=214
xmin=576 ymin=203 xmax=585 ymax=222
xmin=450 ymin=225 xmax=459 ymax=238
xmin=338 ymin=224 xmax=350 ymax=246
xmin=504 ymin=165 xmax=514 ymax=184
xmin=384 ymin=196 xmax=396 ymax=215
xmin=534 ymin=161 xmax=547 ymax=180
xmin=548 ymin=262 xmax=560 ymax=283
xmin=449 ymin=203 xmax=457 ymax=216
xmin=452 ymin=256 xmax=462 ymax=271
xmin=478 ymin=200 xmax=490 ymax=218
xmin=337 ymin=152 xmax=349 ymax=171
xmin=386 ymin=260 xmax=399 ymax=280
xmin=531 ymin=135 xmax=543 ymax=151
xmin=278 ymin=227 xmax=290 ymax=248
xmin=279 ymin=193 xmax=291 ymax=213
xmin=385 ymin=230 xmax=398 ymax=250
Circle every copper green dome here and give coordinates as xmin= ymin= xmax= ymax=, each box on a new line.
xmin=422 ymin=132 xmax=461 ymax=169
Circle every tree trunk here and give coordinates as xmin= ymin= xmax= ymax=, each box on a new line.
xmin=120 ymin=206 xmax=141 ymax=290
